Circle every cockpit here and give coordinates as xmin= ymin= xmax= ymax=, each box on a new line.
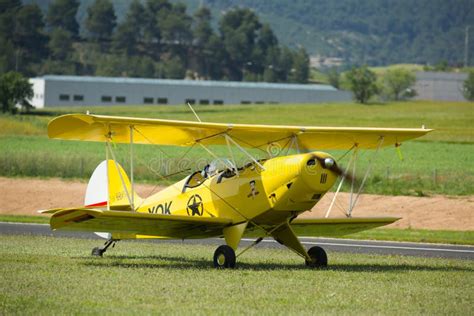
xmin=182 ymin=158 xmax=237 ymax=192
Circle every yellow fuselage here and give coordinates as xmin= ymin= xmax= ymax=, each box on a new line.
xmin=136 ymin=152 xmax=337 ymax=232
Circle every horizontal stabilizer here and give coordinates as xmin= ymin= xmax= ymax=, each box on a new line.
xmin=290 ymin=217 xmax=400 ymax=237
xmin=49 ymin=208 xmax=232 ymax=239
xmin=38 ymin=206 xmax=87 ymax=214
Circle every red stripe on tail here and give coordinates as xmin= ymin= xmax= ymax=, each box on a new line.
xmin=85 ymin=201 xmax=107 ymax=208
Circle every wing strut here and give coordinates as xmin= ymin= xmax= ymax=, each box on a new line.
xmin=325 ymin=146 xmax=358 ymax=218
xmin=347 ymin=136 xmax=384 ymax=216
xmin=324 ymin=136 xmax=385 ymax=218
xmin=129 ymin=125 xmax=135 ymax=210
xmin=187 ymin=102 xmax=202 ymax=122
xmin=289 ymin=134 xmax=300 ymax=154
xmin=224 ymin=135 xmax=239 ymax=176
xmin=225 ymin=134 xmax=266 ymax=171
xmin=197 ymin=142 xmax=236 ymax=171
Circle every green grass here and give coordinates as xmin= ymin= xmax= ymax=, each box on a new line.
xmin=0 ymin=215 xmax=48 ymax=224
xmin=369 ymin=63 xmax=425 ymax=75
xmin=309 ymin=68 xmax=330 ymax=84
xmin=0 ymin=101 xmax=473 ymax=195
xmin=347 ymin=228 xmax=474 ymax=245
xmin=0 ymin=235 xmax=472 ymax=314
xmin=0 ymin=135 xmax=472 ymax=195
xmin=16 ymin=100 xmax=474 ymax=142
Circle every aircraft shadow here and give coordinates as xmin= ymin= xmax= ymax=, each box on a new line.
xmin=78 ymin=255 xmax=473 ymax=272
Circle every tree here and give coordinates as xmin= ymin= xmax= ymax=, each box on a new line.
xmin=0 ymin=37 xmax=15 ymax=73
xmin=0 ymin=0 xmax=18 ymax=72
xmin=194 ymin=7 xmax=213 ymax=45
xmin=0 ymin=0 xmax=21 ymax=41
xmin=289 ymin=47 xmax=309 ymax=83
xmin=193 ymin=6 xmax=217 ymax=79
xmin=0 ymin=71 xmax=33 ymax=114
xmin=263 ymin=46 xmax=281 ymax=82
xmin=160 ymin=3 xmax=192 ymax=45
xmin=48 ymin=28 xmax=73 ymax=60
xmin=205 ymin=34 xmax=226 ymax=80
xmin=327 ymin=67 xmax=340 ymax=89
xmin=46 ymin=0 xmax=80 ymax=37
xmin=346 ymin=66 xmax=378 ymax=103
xmin=40 ymin=59 xmax=76 ymax=75
xmin=463 ymin=71 xmax=474 ymax=101
xmin=112 ymin=0 xmax=145 ymax=55
xmin=162 ymin=56 xmax=185 ymax=79
xmin=143 ymin=0 xmax=172 ymax=56
xmin=0 ymin=0 xmax=21 ymax=12
xmin=85 ymin=0 xmax=117 ymax=41
xmin=383 ymin=68 xmax=416 ymax=100
xmin=277 ymin=46 xmax=295 ymax=82
xmin=257 ymin=24 xmax=278 ymax=52
xmin=0 ymin=2 xmax=33 ymax=73
xmin=255 ymin=23 xmax=278 ymax=77
xmin=157 ymin=3 xmax=192 ymax=65
xmin=13 ymin=4 xmax=48 ymax=73
xmin=219 ymin=8 xmax=262 ymax=80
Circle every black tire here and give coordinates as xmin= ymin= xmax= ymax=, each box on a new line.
xmin=91 ymin=247 xmax=104 ymax=257
xmin=213 ymin=245 xmax=236 ymax=268
xmin=305 ymin=246 xmax=328 ymax=268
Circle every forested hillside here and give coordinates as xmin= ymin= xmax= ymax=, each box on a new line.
xmin=4 ymin=0 xmax=309 ymax=81
xmin=25 ymin=0 xmax=474 ymax=67
xmin=199 ymin=0 xmax=474 ymax=66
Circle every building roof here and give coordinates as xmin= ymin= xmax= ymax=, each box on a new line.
xmin=34 ymin=75 xmax=338 ymax=91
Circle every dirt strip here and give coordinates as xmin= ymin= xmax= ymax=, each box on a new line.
xmin=0 ymin=177 xmax=472 ymax=231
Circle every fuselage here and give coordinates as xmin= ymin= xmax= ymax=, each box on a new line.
xmin=136 ymin=152 xmax=338 ymax=230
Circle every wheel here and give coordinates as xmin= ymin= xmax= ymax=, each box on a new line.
xmin=305 ymin=246 xmax=327 ymax=268
xmin=213 ymin=245 xmax=236 ymax=268
xmin=91 ymin=247 xmax=104 ymax=257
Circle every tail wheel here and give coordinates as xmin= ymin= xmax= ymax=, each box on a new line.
xmin=213 ymin=245 xmax=236 ymax=269
xmin=305 ymin=246 xmax=328 ymax=268
xmin=91 ymin=247 xmax=104 ymax=257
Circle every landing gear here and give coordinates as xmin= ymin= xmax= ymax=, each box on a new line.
xmin=91 ymin=239 xmax=117 ymax=257
xmin=213 ymin=245 xmax=236 ymax=268
xmin=305 ymin=246 xmax=328 ymax=268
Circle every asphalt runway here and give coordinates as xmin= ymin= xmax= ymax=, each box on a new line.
xmin=1 ymin=222 xmax=473 ymax=260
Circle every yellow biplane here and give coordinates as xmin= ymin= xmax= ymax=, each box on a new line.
xmin=40 ymin=112 xmax=431 ymax=268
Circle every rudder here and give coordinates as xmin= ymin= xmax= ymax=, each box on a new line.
xmin=85 ymin=160 xmax=140 ymax=210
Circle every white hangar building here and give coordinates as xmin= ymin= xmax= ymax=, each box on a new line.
xmin=414 ymin=71 xmax=468 ymax=101
xmin=29 ymin=75 xmax=352 ymax=108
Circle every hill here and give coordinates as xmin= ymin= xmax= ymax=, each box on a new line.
xmin=24 ymin=0 xmax=474 ymax=66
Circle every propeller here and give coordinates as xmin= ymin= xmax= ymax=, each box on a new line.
xmin=296 ymin=138 xmax=356 ymax=183
xmin=308 ymin=154 xmax=357 ymax=184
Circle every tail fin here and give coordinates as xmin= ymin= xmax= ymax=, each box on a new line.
xmin=85 ymin=160 xmax=141 ymax=210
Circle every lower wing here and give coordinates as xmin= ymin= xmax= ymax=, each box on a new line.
xmin=47 ymin=208 xmax=232 ymax=239
xmin=290 ymin=217 xmax=400 ymax=237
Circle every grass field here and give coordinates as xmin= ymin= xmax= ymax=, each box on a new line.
xmin=0 ymin=101 xmax=473 ymax=195
xmin=0 ymin=235 xmax=472 ymax=314
xmin=2 ymin=101 xmax=473 ymax=141
xmin=369 ymin=64 xmax=425 ymax=75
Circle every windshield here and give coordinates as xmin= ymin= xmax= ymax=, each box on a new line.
xmin=183 ymin=158 xmax=236 ymax=192
xmin=203 ymin=158 xmax=236 ymax=177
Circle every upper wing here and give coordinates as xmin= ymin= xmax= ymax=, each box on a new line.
xmin=48 ymin=114 xmax=432 ymax=150
xmin=290 ymin=217 xmax=400 ymax=237
xmin=49 ymin=208 xmax=232 ymax=239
